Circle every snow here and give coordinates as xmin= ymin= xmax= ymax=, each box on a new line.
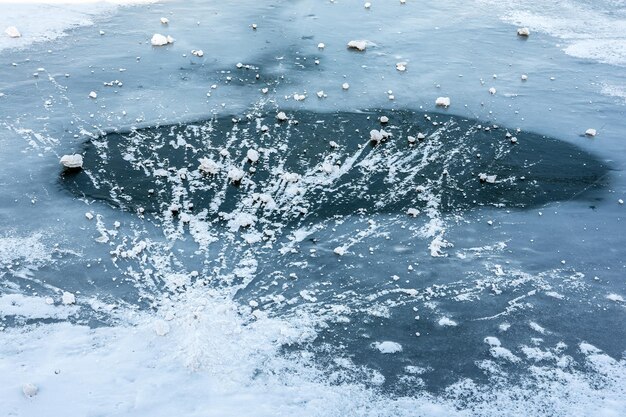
xmin=373 ymin=341 xmax=403 ymax=354
xmin=60 ymin=154 xmax=83 ymax=169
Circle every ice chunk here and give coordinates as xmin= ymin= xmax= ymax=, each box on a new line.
xmin=22 ymin=383 xmax=38 ymax=398
xmin=154 ymin=320 xmax=170 ymax=336
xmin=364 ymin=2 xmax=371 ymax=9
xmin=61 ymin=292 xmax=76 ymax=305
xmin=373 ymin=341 xmax=403 ymax=354
xmin=396 ymin=62 xmax=407 ymax=71
xmin=479 ymin=173 xmax=497 ymax=184
xmin=435 ymin=96 xmax=450 ymax=107
xmin=347 ymin=40 xmax=367 ymax=51
xmin=191 ymin=49 xmax=204 ymax=57
xmin=521 ymin=74 xmax=528 ymax=81
xmin=438 ymin=317 xmax=457 ymax=327
xmin=60 ymin=154 xmax=83 ymax=169
xmin=160 ymin=17 xmax=169 ymax=25
xmin=369 ymin=129 xmax=391 ymax=143
xmin=517 ymin=27 xmax=530 ymax=37
xmin=333 ymin=246 xmax=346 ymax=256
xmin=246 ymin=149 xmax=259 ymax=163
xmin=317 ymin=42 xmax=325 ymax=49
xmin=342 ymin=82 xmax=350 ymax=90
xmin=484 ymin=336 xmax=501 ymax=347
xmin=380 ymin=115 xmax=389 ymax=123
xmin=198 ymin=158 xmax=220 ymax=175
xmin=151 ymin=34 xmax=174 ymax=46
xmin=227 ymin=168 xmax=245 ymax=183
xmin=276 ymin=111 xmax=288 ymax=121
xmin=293 ymin=93 xmax=306 ymax=101
xmin=489 ymin=87 xmax=497 ymax=95
xmin=88 ymin=91 xmax=97 ymax=99
xmin=407 ymin=208 xmax=420 ymax=216
xmin=5 ymin=26 xmax=21 ymax=38
xmin=585 ymin=128 xmax=597 ymax=137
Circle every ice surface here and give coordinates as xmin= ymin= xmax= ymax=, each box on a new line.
xmin=1 ymin=0 xmax=625 ymax=415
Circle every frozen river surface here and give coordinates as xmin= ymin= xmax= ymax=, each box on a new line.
xmin=0 ymin=1 xmax=625 ymax=416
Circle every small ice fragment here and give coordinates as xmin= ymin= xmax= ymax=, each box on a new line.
xmin=246 ymin=149 xmax=259 ymax=163
xmin=380 ymin=115 xmax=389 ymax=123
xmin=88 ymin=91 xmax=97 ymax=99
xmin=417 ymin=132 xmax=426 ymax=140
xmin=260 ymin=125 xmax=269 ymax=132
xmin=347 ymin=40 xmax=367 ymax=51
xmin=261 ymin=87 xmax=269 ymax=94
xmin=154 ymin=320 xmax=170 ymax=336
xmin=5 ymin=26 xmax=21 ymax=38
xmin=160 ymin=17 xmax=169 ymax=24
xmin=317 ymin=90 xmax=325 ymax=98
xmin=521 ymin=74 xmax=528 ymax=81
xmin=276 ymin=111 xmax=288 ymax=121
xmin=435 ymin=96 xmax=450 ymax=107
xmin=85 ymin=212 xmax=94 ymax=220
xmin=489 ymin=87 xmax=497 ymax=95
xmin=407 ymin=208 xmax=420 ymax=216
xmin=364 ymin=2 xmax=371 ymax=9
xmin=585 ymin=128 xmax=597 ymax=137
xmin=227 ymin=168 xmax=245 ymax=183
xmin=408 ymin=136 xmax=416 ymax=143
xmin=60 ymin=154 xmax=83 ymax=169
xmin=479 ymin=173 xmax=497 ymax=183
xmin=607 ymin=293 xmax=624 ymax=302
xmin=151 ymin=33 xmax=174 ymax=46
xmin=249 ymin=300 xmax=259 ymax=308
xmin=396 ymin=62 xmax=407 ymax=72
xmin=517 ymin=27 xmax=530 ymax=37
xmin=484 ymin=336 xmax=501 ymax=347
xmin=191 ymin=49 xmax=204 ymax=57
xmin=333 ymin=246 xmax=346 ymax=256
xmin=318 ymin=42 xmax=325 ymax=49
xmin=373 ymin=341 xmax=403 ymax=354
xmin=293 ymin=93 xmax=306 ymax=101
xmin=438 ymin=317 xmax=457 ymax=327
xmin=251 ymin=23 xmax=258 ymax=30
xmin=619 ymin=199 xmax=624 ymax=205
xmin=342 ymin=82 xmax=350 ymax=90
xmin=22 ymin=383 xmax=38 ymax=398
xmin=198 ymin=158 xmax=220 ymax=175
xmin=61 ymin=292 xmax=76 ymax=305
